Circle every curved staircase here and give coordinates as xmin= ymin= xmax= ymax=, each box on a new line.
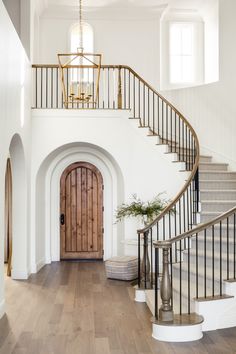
xmin=32 ymin=64 xmax=236 ymax=342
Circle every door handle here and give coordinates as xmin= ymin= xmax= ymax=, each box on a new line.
xmin=60 ymin=214 xmax=65 ymax=225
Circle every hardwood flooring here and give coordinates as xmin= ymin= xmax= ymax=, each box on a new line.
xmin=1 ymin=261 xmax=236 ymax=353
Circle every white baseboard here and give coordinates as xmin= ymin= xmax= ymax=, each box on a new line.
xmin=0 ymin=299 xmax=5 ymax=319
xmin=31 ymin=258 xmax=46 ymax=274
xmin=11 ymin=268 xmax=30 ymax=280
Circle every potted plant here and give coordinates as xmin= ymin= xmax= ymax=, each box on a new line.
xmin=115 ymin=193 xmax=169 ymax=226
xmin=115 ymin=193 xmax=169 ymax=288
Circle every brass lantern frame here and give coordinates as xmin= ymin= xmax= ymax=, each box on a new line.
xmin=58 ymin=52 xmax=102 ymax=109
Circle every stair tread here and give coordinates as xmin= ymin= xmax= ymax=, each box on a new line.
xmin=201 ymin=190 xmax=236 ymax=192
xmin=200 ymin=171 xmax=236 ymax=174
xmin=200 ymin=179 xmax=236 ymax=182
xmin=200 ymin=211 xmax=234 ymax=215
xmin=199 ymin=162 xmax=228 ymax=166
xmin=201 ymin=200 xmax=236 ymax=203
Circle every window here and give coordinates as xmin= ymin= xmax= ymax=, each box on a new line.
xmin=169 ymin=23 xmax=194 ymax=84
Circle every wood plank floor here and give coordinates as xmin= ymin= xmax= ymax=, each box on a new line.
xmin=1 ymin=262 xmax=236 ymax=354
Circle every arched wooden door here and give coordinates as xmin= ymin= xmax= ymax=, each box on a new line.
xmin=60 ymin=162 xmax=104 ymax=260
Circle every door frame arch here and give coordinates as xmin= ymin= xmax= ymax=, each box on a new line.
xmin=34 ymin=143 xmax=125 ymax=270
xmin=60 ymin=161 xmax=104 ymax=260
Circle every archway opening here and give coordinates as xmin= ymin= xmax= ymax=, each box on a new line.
xmin=8 ymin=134 xmax=28 ymax=279
xmin=34 ymin=142 xmax=124 ymax=271
xmin=4 ymin=159 xmax=12 ymax=277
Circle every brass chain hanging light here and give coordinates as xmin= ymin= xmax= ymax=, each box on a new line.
xmin=58 ymin=0 xmax=102 ymax=108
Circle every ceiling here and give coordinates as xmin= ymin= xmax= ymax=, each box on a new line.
xmin=40 ymin=0 xmax=214 ymax=18
xmin=46 ymin=0 xmax=206 ymax=9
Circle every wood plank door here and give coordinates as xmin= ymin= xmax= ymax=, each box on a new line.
xmin=60 ymin=162 xmax=103 ymax=260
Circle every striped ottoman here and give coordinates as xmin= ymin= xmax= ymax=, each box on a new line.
xmin=105 ymin=256 xmax=138 ymax=281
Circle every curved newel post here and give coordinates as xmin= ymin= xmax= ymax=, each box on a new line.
xmin=140 ymin=231 xmax=152 ymax=289
xmin=158 ymin=242 xmax=174 ymax=321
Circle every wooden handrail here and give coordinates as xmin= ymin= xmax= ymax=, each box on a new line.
xmin=155 ymin=206 xmax=236 ymax=248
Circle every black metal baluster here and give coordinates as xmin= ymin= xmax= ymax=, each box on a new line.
xmin=138 ymin=80 xmax=140 ymax=119
xmin=162 ymin=100 xmax=164 ymax=143
xmin=108 ymin=67 xmax=110 ymax=109
xmin=155 ymin=248 xmax=158 ymax=319
xmin=179 ymin=239 xmax=182 ymax=315
xmin=138 ymin=232 xmax=141 ymax=288
xmin=234 ymin=213 xmax=236 ymax=279
xmin=178 ymin=115 xmax=181 ymax=161
xmin=220 ymin=221 xmax=222 ymax=296
xmin=143 ymin=85 xmax=145 ymax=126
xmin=174 ymin=112 xmax=177 ymax=153
xmin=163 ymin=215 xmax=166 ymax=241
xmin=103 ymin=68 xmax=105 ymax=109
xmin=170 ymin=246 xmax=173 ymax=308
xmin=166 ymin=103 xmax=168 ymax=144
xmin=196 ymin=232 xmax=199 ymax=299
xmin=51 ymin=68 xmax=53 ymax=108
xmin=56 ymin=67 xmax=59 ymax=108
xmin=35 ymin=67 xmax=38 ymax=108
xmin=212 ymin=225 xmax=215 ymax=297
xmin=124 ymin=68 xmax=126 ymax=109
xmin=227 ymin=217 xmax=229 ymax=280
xmin=187 ymin=236 xmax=190 ymax=314
xmin=174 ymin=205 xmax=177 ymax=262
xmin=133 ymin=75 xmax=136 ymax=118
xmin=204 ymin=229 xmax=207 ymax=298
xmin=41 ymin=67 xmax=43 ymax=108
xmin=179 ymin=199 xmax=182 ymax=234
xmin=150 ymin=228 xmax=153 ymax=287
xmin=169 ymin=210 xmax=172 ymax=238
xmin=153 ymin=91 xmax=155 ymax=134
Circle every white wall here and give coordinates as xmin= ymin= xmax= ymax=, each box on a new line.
xmin=30 ymin=109 xmax=186 ymax=271
xmin=201 ymin=0 xmax=219 ymax=83
xmin=160 ymin=12 xmax=204 ymax=90
xmin=37 ymin=15 xmax=160 ymax=88
xmin=162 ymin=0 xmax=236 ymax=170
xmin=0 ymin=0 xmax=31 ymax=319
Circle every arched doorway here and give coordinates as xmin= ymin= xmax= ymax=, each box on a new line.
xmin=4 ymin=159 xmax=12 ymax=276
xmin=60 ymin=162 xmax=104 ymax=260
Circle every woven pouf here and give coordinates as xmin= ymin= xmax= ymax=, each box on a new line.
xmin=105 ymin=256 xmax=138 ymax=281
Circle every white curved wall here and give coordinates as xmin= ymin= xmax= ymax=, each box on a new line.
xmin=31 ymin=109 xmax=186 ymax=271
xmin=163 ymin=0 xmax=236 ymax=170
xmin=0 ymin=1 xmax=31 ymax=319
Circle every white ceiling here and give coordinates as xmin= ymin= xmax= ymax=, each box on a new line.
xmin=46 ymin=0 xmax=206 ymax=9
xmin=40 ymin=0 xmax=213 ymax=18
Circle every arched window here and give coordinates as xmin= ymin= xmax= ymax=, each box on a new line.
xmin=70 ymin=22 xmax=94 ymax=53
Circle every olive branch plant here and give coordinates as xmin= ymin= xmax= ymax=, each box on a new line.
xmin=115 ymin=193 xmax=170 ymax=226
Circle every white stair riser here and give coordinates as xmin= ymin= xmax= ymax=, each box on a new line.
xmin=200 ymin=172 xmax=236 ymax=180
xmin=200 ymin=191 xmax=236 ymax=200
xmin=199 ymin=156 xmax=212 ymax=163
xmin=200 ymin=181 xmax=236 ymax=189
xmin=201 ymin=202 xmax=236 ymax=213
xmin=182 ymin=252 xmax=236 ymax=273
xmin=199 ymin=164 xmax=228 ymax=171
